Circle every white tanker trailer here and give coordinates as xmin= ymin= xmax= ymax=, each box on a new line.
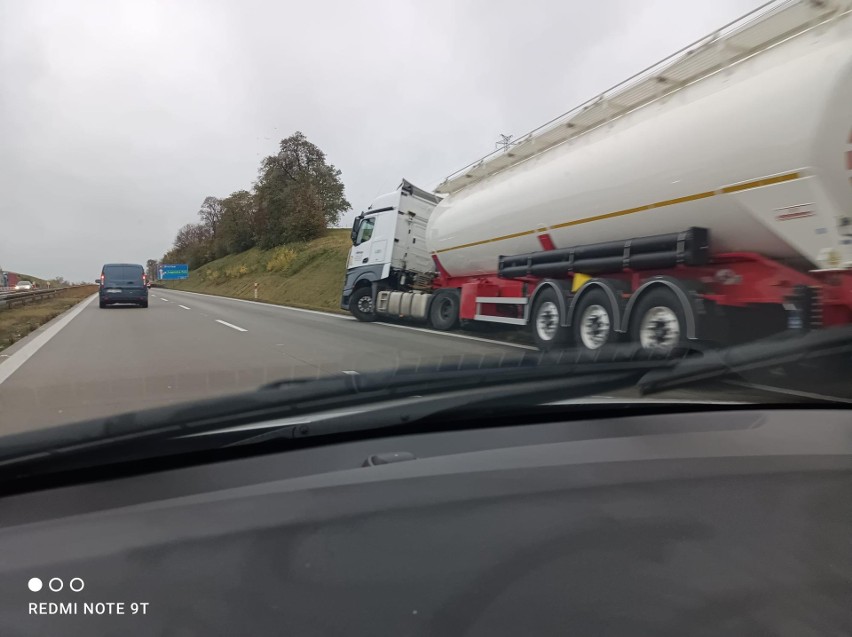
xmin=341 ymin=0 xmax=852 ymax=351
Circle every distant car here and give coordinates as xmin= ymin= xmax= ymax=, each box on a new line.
xmin=14 ymin=281 xmax=33 ymax=291
xmin=98 ymin=263 xmax=148 ymax=308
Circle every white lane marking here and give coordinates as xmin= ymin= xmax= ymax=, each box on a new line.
xmin=163 ymin=289 xmax=350 ymax=320
xmin=164 ymin=289 xmax=530 ymax=350
xmin=0 ymin=294 xmax=97 ymax=385
xmin=160 ymin=298 xmax=169 ymax=302
xmin=178 ymin=305 xmax=191 ymax=310
xmin=216 ymin=319 xmax=247 ymax=332
xmin=372 ymin=321 xmax=536 ymax=350
xmin=724 ymin=379 xmax=852 ymax=404
xmin=342 ymin=370 xmax=359 ymax=375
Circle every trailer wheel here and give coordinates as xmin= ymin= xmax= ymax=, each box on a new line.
xmin=531 ymin=288 xmax=570 ymax=351
xmin=349 ymin=287 xmax=377 ymax=322
xmin=429 ymin=290 xmax=460 ymax=331
xmin=630 ymin=287 xmax=688 ymax=352
xmin=572 ymin=288 xmax=619 ymax=351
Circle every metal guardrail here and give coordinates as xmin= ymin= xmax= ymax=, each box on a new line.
xmin=0 ymin=286 xmax=95 ymax=310
xmin=0 ymin=289 xmax=60 ymax=309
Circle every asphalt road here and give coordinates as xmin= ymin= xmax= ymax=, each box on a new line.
xmin=0 ymin=290 xmax=848 ymax=434
xmin=0 ymin=290 xmax=536 ymax=433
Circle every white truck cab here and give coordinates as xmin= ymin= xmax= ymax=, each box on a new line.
xmin=341 ymin=180 xmax=440 ymax=319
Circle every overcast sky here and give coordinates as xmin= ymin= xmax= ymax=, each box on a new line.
xmin=1 ymin=0 xmax=765 ymax=282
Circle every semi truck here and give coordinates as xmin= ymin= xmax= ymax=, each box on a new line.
xmin=341 ymin=0 xmax=852 ymax=352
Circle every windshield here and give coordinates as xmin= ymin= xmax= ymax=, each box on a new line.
xmin=0 ymin=0 xmax=849 ymax=437
xmin=102 ymin=266 xmax=144 ymax=283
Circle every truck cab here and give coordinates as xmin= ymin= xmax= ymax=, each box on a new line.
xmin=341 ymin=180 xmax=440 ymax=319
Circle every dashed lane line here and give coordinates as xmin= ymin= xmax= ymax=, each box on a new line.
xmin=215 ymin=319 xmax=248 ymax=332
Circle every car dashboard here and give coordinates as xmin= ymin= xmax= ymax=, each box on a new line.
xmin=1 ymin=407 xmax=851 ymax=636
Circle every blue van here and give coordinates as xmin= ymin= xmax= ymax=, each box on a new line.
xmin=98 ymin=263 xmax=148 ymax=308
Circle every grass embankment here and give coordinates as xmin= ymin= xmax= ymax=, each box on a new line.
xmin=163 ymin=229 xmax=351 ymax=312
xmin=14 ymin=273 xmax=49 ymax=287
xmin=0 ymin=286 xmax=98 ymax=352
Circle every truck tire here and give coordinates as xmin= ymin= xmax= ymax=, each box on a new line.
xmin=572 ymin=288 xmax=618 ymax=351
xmin=531 ymin=288 xmax=570 ymax=351
xmin=99 ymin=299 xmax=106 ymax=309
xmin=429 ymin=290 xmax=460 ymax=331
xmin=629 ymin=287 xmax=688 ymax=352
xmin=349 ymin=287 xmax=377 ymax=322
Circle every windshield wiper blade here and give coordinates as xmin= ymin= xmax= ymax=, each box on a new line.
xmin=1 ymin=328 xmax=848 ymax=475
xmin=227 ymin=370 xmax=647 ymax=447
xmin=638 ymin=326 xmax=852 ymax=398
xmin=236 ymin=328 xmax=852 ymax=447
xmin=0 ymin=348 xmax=682 ymax=472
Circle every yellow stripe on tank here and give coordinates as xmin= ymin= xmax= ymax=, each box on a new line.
xmin=433 ymin=171 xmax=802 ymax=254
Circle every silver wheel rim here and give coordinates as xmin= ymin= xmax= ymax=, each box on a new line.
xmin=357 ymin=294 xmax=373 ymax=314
xmin=579 ymin=304 xmax=611 ymax=350
xmin=535 ymin=301 xmax=560 ymax=342
xmin=639 ymin=306 xmax=681 ymax=351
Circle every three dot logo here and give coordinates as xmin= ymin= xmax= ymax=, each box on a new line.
xmin=28 ymin=577 xmax=84 ymax=592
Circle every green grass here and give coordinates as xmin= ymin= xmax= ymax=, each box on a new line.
xmin=0 ymin=286 xmax=98 ymax=352
xmin=162 ymin=229 xmax=351 ymax=312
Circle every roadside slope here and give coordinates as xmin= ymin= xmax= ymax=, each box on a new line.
xmin=163 ymin=229 xmax=351 ymax=312
xmin=0 ymin=286 xmax=98 ymax=352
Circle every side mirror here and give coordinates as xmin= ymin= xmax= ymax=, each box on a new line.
xmin=351 ymin=217 xmax=362 ymax=244
xmin=95 ymin=279 xmax=101 ymax=284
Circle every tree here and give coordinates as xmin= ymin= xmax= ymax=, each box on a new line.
xmin=217 ymin=190 xmax=257 ymax=255
xmin=165 ymin=222 xmax=214 ymax=270
xmin=254 ymin=131 xmax=349 ymax=246
xmin=198 ymin=196 xmax=224 ymax=237
xmin=146 ymin=259 xmax=159 ymax=281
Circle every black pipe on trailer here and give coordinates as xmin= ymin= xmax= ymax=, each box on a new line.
xmin=498 ymin=227 xmax=710 ymax=278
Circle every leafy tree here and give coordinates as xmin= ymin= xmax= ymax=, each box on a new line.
xmin=158 ymin=131 xmax=349 ymax=266
xmin=217 ymin=190 xmax=257 ymax=255
xmin=163 ymin=222 xmax=213 ymax=270
xmin=198 ymin=196 xmax=224 ymax=237
xmin=145 ymin=259 xmax=159 ymax=281
xmin=254 ymin=131 xmax=349 ymax=246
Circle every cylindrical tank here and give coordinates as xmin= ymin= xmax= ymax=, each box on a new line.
xmin=428 ymin=5 xmax=852 ymax=278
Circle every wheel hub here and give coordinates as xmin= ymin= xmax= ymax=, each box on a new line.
xmin=535 ymin=301 xmax=559 ymax=341
xmin=639 ymin=306 xmax=681 ymax=350
xmin=579 ymin=304 xmax=611 ymax=350
xmin=357 ymin=295 xmax=374 ymax=314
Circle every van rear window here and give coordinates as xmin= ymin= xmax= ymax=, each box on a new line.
xmin=103 ymin=266 xmax=144 ymax=281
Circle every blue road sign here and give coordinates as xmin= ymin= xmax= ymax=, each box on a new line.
xmin=161 ymin=263 xmax=189 ymax=280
